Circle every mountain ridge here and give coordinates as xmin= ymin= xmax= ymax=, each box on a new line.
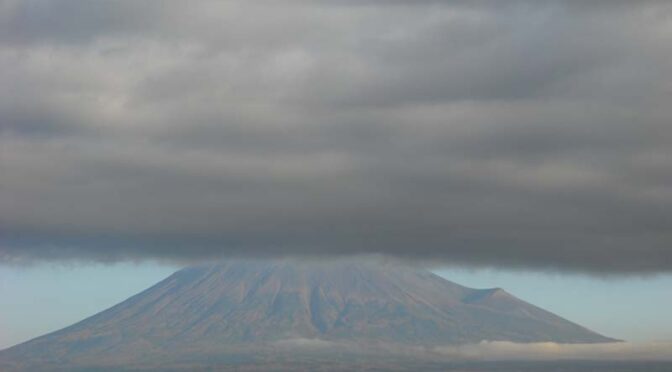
xmin=0 ymin=259 xmax=618 ymax=370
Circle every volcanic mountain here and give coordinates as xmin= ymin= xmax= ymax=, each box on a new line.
xmin=0 ymin=259 xmax=616 ymax=370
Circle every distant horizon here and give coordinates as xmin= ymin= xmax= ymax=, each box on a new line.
xmin=4 ymin=258 xmax=672 ymax=368
xmin=2 ymin=259 xmax=671 ymax=351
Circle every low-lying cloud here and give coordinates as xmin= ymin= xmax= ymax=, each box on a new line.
xmin=1 ymin=1 xmax=672 ymax=273
xmin=433 ymin=341 xmax=672 ymax=361
xmin=273 ymin=338 xmax=336 ymax=350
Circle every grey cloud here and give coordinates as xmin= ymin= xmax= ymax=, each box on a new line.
xmin=1 ymin=1 xmax=671 ymax=273
xmin=0 ymin=0 xmax=167 ymax=45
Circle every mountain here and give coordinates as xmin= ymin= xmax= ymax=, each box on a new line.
xmin=0 ymin=259 xmax=616 ymax=370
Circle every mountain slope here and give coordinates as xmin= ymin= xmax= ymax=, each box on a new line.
xmin=0 ymin=259 xmax=616 ymax=369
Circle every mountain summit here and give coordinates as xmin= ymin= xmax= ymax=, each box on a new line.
xmin=0 ymin=259 xmax=616 ymax=370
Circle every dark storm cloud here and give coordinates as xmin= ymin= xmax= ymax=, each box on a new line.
xmin=1 ymin=0 xmax=671 ymax=273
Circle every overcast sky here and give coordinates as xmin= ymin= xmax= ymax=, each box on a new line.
xmin=1 ymin=0 xmax=672 ymax=273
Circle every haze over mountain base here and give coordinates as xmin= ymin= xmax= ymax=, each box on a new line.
xmin=0 ymin=259 xmax=623 ymax=370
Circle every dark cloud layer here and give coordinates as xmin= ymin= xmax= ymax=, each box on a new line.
xmin=1 ymin=1 xmax=671 ymax=273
